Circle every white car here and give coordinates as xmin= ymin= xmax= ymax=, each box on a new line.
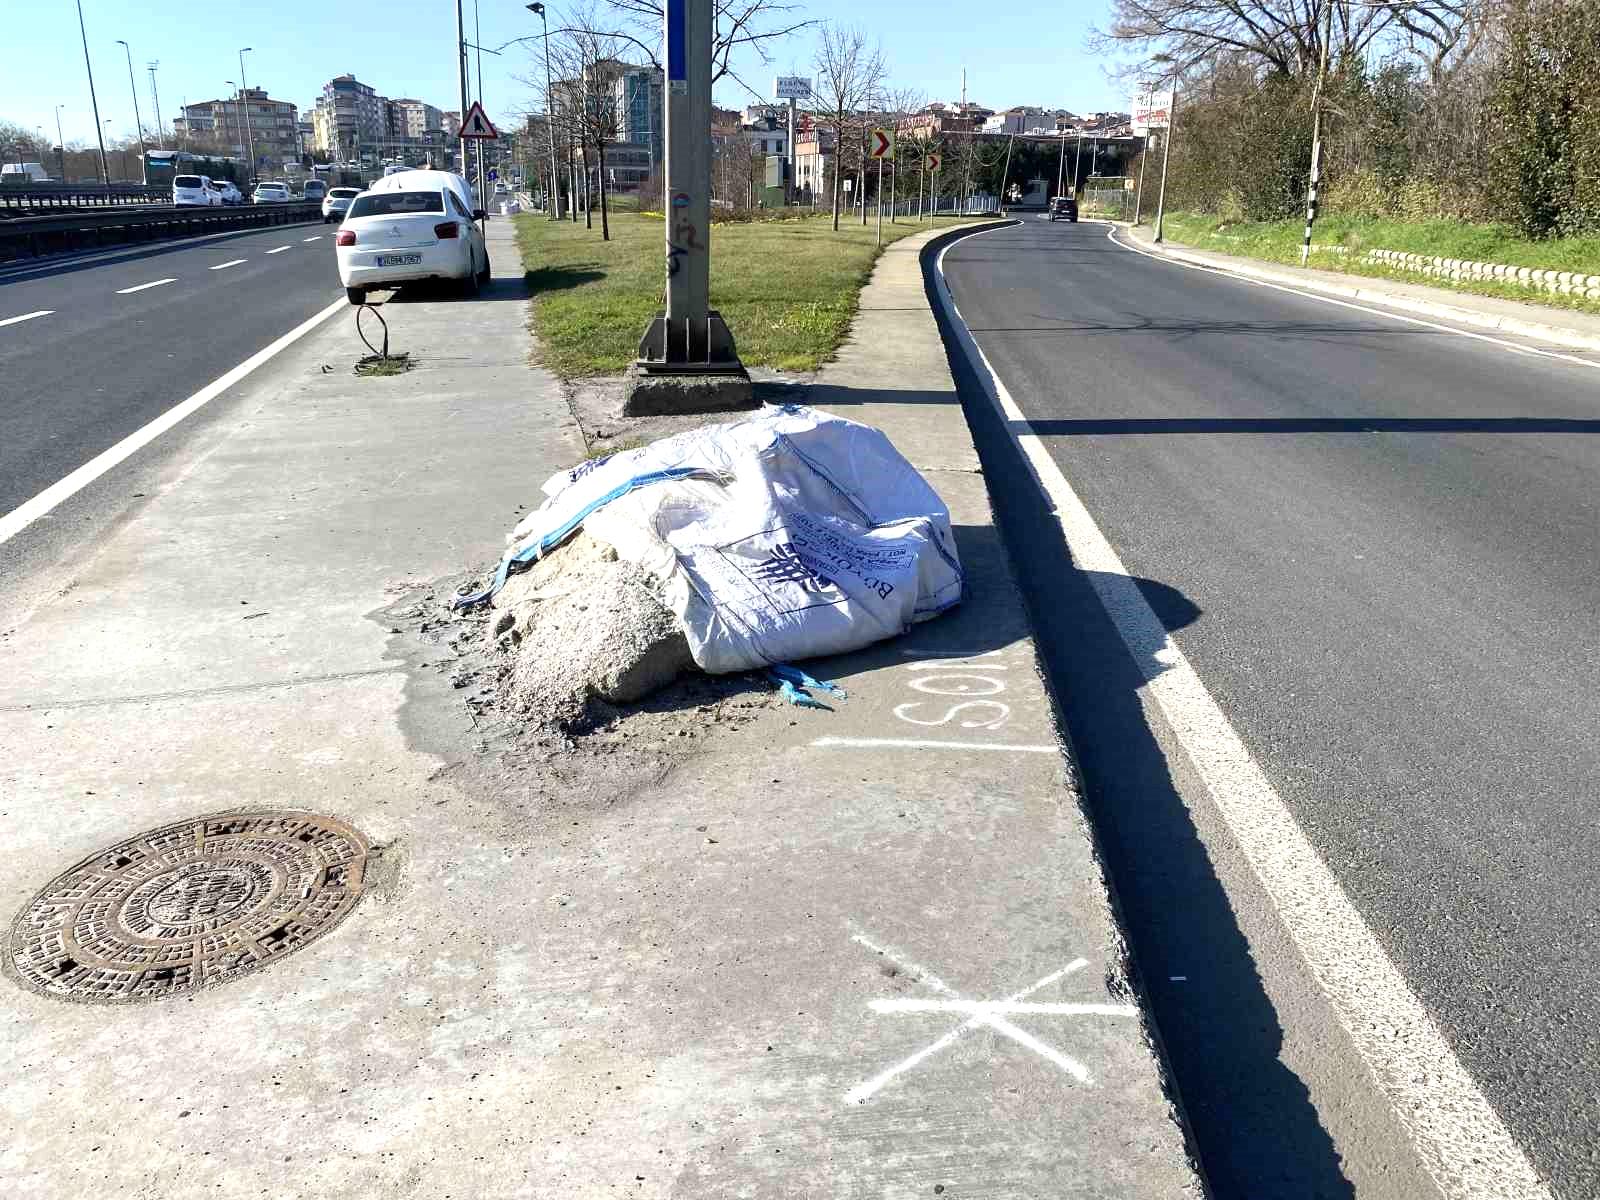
xmin=173 ymin=174 xmax=221 ymax=207
xmin=252 ymin=182 xmax=290 ymax=204
xmin=212 ymin=180 xmax=244 ymax=205
xmin=321 ymin=186 xmax=360 ymax=223
xmin=334 ymin=169 xmax=488 ymax=305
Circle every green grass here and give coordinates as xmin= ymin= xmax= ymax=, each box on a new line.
xmin=514 ymin=210 xmax=985 ymax=376
xmin=1156 ymin=212 xmax=1600 ymax=315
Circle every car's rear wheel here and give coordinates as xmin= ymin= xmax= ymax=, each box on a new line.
xmin=476 ymin=253 xmax=491 ymax=285
xmin=345 ymin=286 xmax=366 ymax=306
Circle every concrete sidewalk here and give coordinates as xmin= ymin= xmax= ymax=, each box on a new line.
xmin=1119 ymin=219 xmax=1600 ymax=355
xmin=0 ymin=218 xmax=1198 ymax=1198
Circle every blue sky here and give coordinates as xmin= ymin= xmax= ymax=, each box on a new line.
xmin=5 ymin=0 xmax=1134 ymax=148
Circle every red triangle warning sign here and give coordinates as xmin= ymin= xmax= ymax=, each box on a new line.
xmin=459 ymin=100 xmax=499 ymax=140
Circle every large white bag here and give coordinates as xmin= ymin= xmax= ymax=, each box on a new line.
xmin=463 ymin=405 xmax=962 ymax=673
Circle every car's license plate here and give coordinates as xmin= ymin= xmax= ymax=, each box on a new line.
xmin=376 ymin=254 xmax=422 ymax=267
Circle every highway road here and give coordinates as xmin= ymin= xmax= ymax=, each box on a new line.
xmin=941 ymin=219 xmax=1600 ymax=1198
xmin=0 ymin=218 xmax=341 ymax=610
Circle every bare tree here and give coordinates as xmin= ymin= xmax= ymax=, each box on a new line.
xmin=581 ymin=0 xmax=815 ymax=89
xmin=809 ymin=24 xmax=886 ymax=230
xmin=1094 ymin=0 xmax=1482 ymax=81
xmin=549 ymin=12 xmax=635 ymax=240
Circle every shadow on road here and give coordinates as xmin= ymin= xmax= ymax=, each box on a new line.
xmin=1019 ymin=415 xmax=1600 ymax=435
xmin=926 ymin=242 xmax=1358 ymax=1199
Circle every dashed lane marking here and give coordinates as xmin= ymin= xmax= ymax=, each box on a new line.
xmin=266 ymin=245 xmax=291 ymax=254
xmin=115 ymin=278 xmax=177 ymax=294
xmin=0 ymin=310 xmax=53 ymax=328
xmin=209 ymin=258 xmax=247 ymax=270
xmin=302 ymin=236 xmax=322 ymax=242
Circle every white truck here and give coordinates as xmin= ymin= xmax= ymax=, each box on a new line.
xmin=1 ymin=163 xmax=52 ymax=183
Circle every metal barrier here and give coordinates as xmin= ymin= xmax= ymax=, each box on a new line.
xmin=0 ymin=183 xmax=173 ymax=215
xmin=0 ymin=202 xmax=324 ymax=262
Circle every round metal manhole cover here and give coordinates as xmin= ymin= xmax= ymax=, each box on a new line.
xmin=5 ymin=811 xmax=369 ymax=1004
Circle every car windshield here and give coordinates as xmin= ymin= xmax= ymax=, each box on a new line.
xmin=175 ymin=176 xmax=203 ymax=188
xmin=347 ymin=192 xmax=445 ymax=218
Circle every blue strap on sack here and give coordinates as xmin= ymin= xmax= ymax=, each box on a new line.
xmin=767 ymin=664 xmax=847 ymax=708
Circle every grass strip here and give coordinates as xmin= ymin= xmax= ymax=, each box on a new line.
xmin=514 ymin=210 xmax=984 ymax=376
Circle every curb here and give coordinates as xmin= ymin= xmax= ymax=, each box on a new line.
xmin=1122 ymin=228 xmax=1600 ymax=355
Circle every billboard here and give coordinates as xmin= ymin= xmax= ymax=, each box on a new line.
xmin=1132 ymin=90 xmax=1173 ymax=134
xmin=774 ymin=76 xmax=812 ymax=100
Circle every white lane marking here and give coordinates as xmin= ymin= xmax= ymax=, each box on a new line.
xmin=0 ymin=310 xmax=53 ymax=328
xmin=0 ymin=297 xmax=345 ymax=548
xmin=209 ymin=258 xmax=247 ymax=270
xmin=810 ymin=736 xmax=1055 ymax=754
xmin=935 ymin=227 xmax=1553 ymax=1200
xmin=1107 ymin=224 xmax=1600 ymax=373
xmin=302 ymin=236 xmax=322 ymax=242
xmin=115 ymin=278 xmax=177 ymax=295
xmin=846 ymin=930 xmax=1117 ymax=1102
xmin=266 ymin=245 xmax=291 ymax=255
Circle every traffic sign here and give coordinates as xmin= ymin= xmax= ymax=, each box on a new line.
xmin=869 ymin=128 xmax=893 ymax=159
xmin=459 ymin=100 xmax=499 ymax=140
xmin=924 ymin=153 xmax=941 ymax=172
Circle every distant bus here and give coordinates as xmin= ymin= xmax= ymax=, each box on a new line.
xmin=146 ymin=150 xmax=243 ymax=186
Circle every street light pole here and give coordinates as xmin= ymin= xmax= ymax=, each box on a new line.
xmin=237 ymin=49 xmax=257 ymax=185
xmin=75 ymin=0 xmax=111 ymax=184
xmin=226 ymin=82 xmax=239 ymax=159
xmin=54 ymin=105 xmax=67 ymax=181
xmin=147 ymin=61 xmax=164 ymax=146
xmin=116 ymin=41 xmax=148 ymax=184
xmin=528 ymin=3 xmax=559 ymax=219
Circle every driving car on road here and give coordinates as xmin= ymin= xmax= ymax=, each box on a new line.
xmin=1048 ymin=195 xmax=1079 ymax=222
xmin=334 ymin=169 xmax=488 ymax=305
xmin=302 ymin=179 xmax=328 ymax=203
xmin=173 ymin=175 xmax=221 ymax=207
xmin=211 ymin=180 xmax=244 ymax=205
xmin=252 ymin=182 xmax=290 ymax=204
xmin=322 ymin=186 xmax=361 ymax=223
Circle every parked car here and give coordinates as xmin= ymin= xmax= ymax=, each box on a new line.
xmin=210 ymin=179 xmax=244 ymax=205
xmin=252 ymin=181 xmax=290 ymax=204
xmin=302 ymin=179 xmax=328 ymax=203
xmin=1048 ymin=195 xmax=1079 ymax=223
xmin=322 ymin=186 xmax=361 ymax=223
xmin=334 ymin=169 xmax=488 ymax=305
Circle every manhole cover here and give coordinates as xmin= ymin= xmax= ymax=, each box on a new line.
xmin=5 ymin=811 xmax=369 ymax=1004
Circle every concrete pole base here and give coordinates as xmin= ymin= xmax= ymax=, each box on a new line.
xmin=620 ymin=364 xmax=754 ymax=416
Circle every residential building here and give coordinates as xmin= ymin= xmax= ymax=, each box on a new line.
xmin=175 ymin=88 xmax=299 ymax=168
xmin=793 ymin=129 xmax=835 ymax=201
xmin=981 ymin=106 xmax=1053 ymax=136
xmin=616 ymin=64 xmax=663 ymax=167
xmin=742 ymin=110 xmax=787 ymax=159
xmin=314 ymin=74 xmax=386 ymax=159
xmin=899 ymin=101 xmax=990 ymax=140
xmin=389 ymin=98 xmax=444 ymax=140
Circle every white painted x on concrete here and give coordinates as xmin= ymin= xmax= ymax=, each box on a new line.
xmin=846 ymin=929 xmax=1138 ymax=1104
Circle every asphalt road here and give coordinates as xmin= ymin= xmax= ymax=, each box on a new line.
xmin=941 ymin=219 xmax=1600 ymax=1198
xmin=0 ymin=219 xmax=342 ymax=618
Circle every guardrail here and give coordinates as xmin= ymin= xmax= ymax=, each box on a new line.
xmin=0 ymin=202 xmax=324 ymax=262
xmin=0 ymin=183 xmax=173 ymax=214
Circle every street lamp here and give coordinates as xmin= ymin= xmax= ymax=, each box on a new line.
xmin=115 ymin=40 xmax=148 ymax=184
xmin=74 ymin=0 xmax=111 ymax=184
xmin=54 ymin=105 xmax=67 ymax=180
xmin=238 ymin=47 xmax=258 ymax=184
xmin=147 ymin=62 xmax=165 ymax=146
xmin=527 ymin=3 xmax=560 ymax=219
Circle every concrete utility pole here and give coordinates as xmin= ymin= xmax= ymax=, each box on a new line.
xmin=148 ymin=62 xmax=164 ymax=145
xmin=1301 ymin=0 xmax=1336 ymax=265
xmin=116 ymin=41 xmax=148 ymax=184
xmin=75 ymin=0 xmax=110 ymax=184
xmin=627 ymin=0 xmax=749 ymax=414
xmin=54 ymin=105 xmax=67 ymax=180
xmin=1154 ymin=82 xmax=1178 ymax=243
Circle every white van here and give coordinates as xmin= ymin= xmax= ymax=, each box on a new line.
xmin=2 ymin=163 xmax=52 ymax=183
xmin=173 ymin=174 xmax=220 ymax=207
